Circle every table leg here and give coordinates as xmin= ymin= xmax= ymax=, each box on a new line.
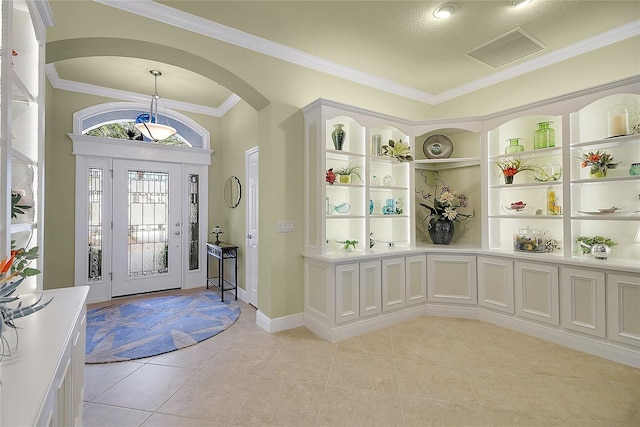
xmin=220 ymin=255 xmax=224 ymax=302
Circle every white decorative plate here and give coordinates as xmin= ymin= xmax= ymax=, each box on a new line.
xmin=423 ymin=134 xmax=454 ymax=159
xmin=382 ymin=175 xmax=394 ymax=186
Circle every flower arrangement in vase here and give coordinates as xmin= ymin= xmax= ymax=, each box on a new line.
xmin=580 ymin=150 xmax=619 ymax=178
xmin=496 ymin=157 xmax=535 ymax=184
xmin=417 ymin=171 xmax=474 ymax=244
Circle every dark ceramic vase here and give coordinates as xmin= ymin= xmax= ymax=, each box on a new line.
xmin=332 ymin=124 xmax=346 ymax=150
xmin=429 ymin=217 xmax=455 ymax=245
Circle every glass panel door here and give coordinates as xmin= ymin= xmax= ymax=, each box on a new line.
xmin=112 ymin=160 xmax=182 ymax=296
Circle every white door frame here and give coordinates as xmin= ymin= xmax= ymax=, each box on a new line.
xmin=72 ymin=135 xmax=212 ymax=303
xmin=245 ymin=146 xmax=259 ymax=307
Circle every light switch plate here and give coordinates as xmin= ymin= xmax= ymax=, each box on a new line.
xmin=276 ymin=220 xmax=294 ymax=233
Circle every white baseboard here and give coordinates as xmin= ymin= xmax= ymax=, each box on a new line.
xmin=256 ymin=310 xmax=304 ymax=333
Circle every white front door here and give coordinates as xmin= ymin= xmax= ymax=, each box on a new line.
xmin=245 ymin=147 xmax=259 ymax=307
xmin=111 ymin=160 xmax=183 ymax=297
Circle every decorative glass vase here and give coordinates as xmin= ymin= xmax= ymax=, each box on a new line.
xmin=428 ymin=217 xmax=454 ymax=245
xmin=607 ymin=105 xmax=629 ymax=137
xmin=534 ymin=121 xmax=555 ymax=149
xmin=339 ymin=174 xmax=351 ymax=184
xmin=504 ymin=175 xmax=514 ymax=184
xmin=332 ymin=124 xmax=346 ymax=150
xmin=505 ymin=138 xmax=524 ymax=154
xmin=629 ymin=163 xmax=640 ymax=176
xmin=589 ymin=169 xmax=605 ymax=179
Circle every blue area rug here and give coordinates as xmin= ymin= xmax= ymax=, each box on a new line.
xmin=85 ymin=290 xmax=240 ymax=363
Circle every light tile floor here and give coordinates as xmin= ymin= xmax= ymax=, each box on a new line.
xmin=83 ymin=292 xmax=640 ymax=427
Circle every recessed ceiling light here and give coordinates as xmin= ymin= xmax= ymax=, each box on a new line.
xmin=511 ymin=0 xmax=533 ymax=8
xmin=434 ymin=3 xmax=457 ymax=19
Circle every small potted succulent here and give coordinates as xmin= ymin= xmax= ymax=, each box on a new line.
xmin=333 ymin=165 xmax=362 ymax=184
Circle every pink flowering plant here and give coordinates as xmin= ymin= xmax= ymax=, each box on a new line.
xmin=417 ymin=171 xmax=474 ymax=223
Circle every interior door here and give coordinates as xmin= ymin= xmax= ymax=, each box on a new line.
xmin=245 ymin=147 xmax=259 ymax=307
xmin=111 ymin=160 xmax=183 ymax=296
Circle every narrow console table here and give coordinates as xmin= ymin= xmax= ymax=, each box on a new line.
xmin=206 ymin=242 xmax=238 ymax=302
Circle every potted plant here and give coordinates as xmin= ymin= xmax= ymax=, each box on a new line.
xmin=333 ymin=165 xmax=362 ymax=184
xmin=580 ymin=150 xmax=619 ymax=178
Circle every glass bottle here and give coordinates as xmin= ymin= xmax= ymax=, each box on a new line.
xmin=607 ymin=104 xmax=630 ymax=137
xmin=504 ymin=138 xmax=524 ymax=154
xmin=546 ymin=186 xmax=560 ymax=215
xmin=534 ymin=121 xmax=555 ymax=149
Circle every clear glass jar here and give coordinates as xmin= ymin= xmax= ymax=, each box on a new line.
xmin=504 ymin=138 xmax=524 ymax=154
xmin=514 ymin=227 xmax=545 ymax=252
xmin=534 ymin=121 xmax=555 ymax=149
xmin=608 ymin=104 xmax=630 ymax=137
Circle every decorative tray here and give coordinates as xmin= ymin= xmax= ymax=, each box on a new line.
xmin=423 ymin=134 xmax=453 ymax=159
xmin=577 ymin=210 xmax=640 ymax=216
xmin=502 ymin=205 xmax=534 ymax=215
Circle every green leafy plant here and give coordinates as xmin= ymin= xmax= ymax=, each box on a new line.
xmin=580 ymin=150 xmax=619 ymax=176
xmin=11 ymin=191 xmax=31 ymax=219
xmin=333 ymin=165 xmax=362 ymax=182
xmin=575 ymin=235 xmax=617 ymax=255
xmin=337 ymin=240 xmax=358 ymax=251
xmin=1 ymin=243 xmax=49 ymax=358
xmin=382 ymin=139 xmax=413 ymax=162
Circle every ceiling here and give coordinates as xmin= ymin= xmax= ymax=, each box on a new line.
xmin=46 ymin=1 xmax=640 ymax=115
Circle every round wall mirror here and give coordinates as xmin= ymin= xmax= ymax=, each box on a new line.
xmin=224 ymin=176 xmax=241 ymax=208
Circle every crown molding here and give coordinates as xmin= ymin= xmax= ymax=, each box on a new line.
xmin=45 ymin=64 xmax=239 ymax=117
xmin=92 ymin=1 xmax=640 ymax=106
xmin=93 ymin=0 xmax=436 ymax=105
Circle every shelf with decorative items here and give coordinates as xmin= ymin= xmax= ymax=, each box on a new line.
xmin=486 ymin=114 xmax=564 ymax=255
xmin=569 ymin=93 xmax=640 ymax=264
xmin=1 ymin=0 xmax=46 ymax=296
xmin=304 ymin=100 xmax=415 ymax=255
xmin=412 ymin=126 xmax=483 ymax=248
xmin=368 ymin=129 xmax=412 ymax=250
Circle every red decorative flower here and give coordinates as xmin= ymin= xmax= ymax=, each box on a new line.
xmin=326 ymin=168 xmax=336 ymax=185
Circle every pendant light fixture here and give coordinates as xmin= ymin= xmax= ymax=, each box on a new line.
xmin=135 ymin=70 xmax=177 ymax=142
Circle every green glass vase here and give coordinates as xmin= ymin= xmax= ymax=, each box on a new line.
xmin=534 ymin=121 xmax=555 ymax=150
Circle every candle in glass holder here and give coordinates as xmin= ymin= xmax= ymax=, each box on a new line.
xmin=608 ymin=104 xmax=630 ymax=137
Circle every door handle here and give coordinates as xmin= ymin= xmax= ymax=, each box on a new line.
xmin=247 ymin=234 xmax=252 ymax=239
xmin=174 ymin=231 xmax=181 ymax=235
xmin=175 ymin=222 xmax=181 ymax=226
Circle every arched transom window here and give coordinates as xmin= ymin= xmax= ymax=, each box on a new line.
xmin=73 ymin=102 xmax=210 ymax=149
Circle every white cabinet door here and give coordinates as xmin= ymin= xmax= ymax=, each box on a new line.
xmin=477 ymin=256 xmax=514 ymax=314
xmin=335 ymin=263 xmax=360 ymax=324
xmin=427 ymin=254 xmax=477 ymax=304
xmin=515 ymin=261 xmax=559 ymax=326
xmin=607 ymin=273 xmax=640 ymax=347
xmin=360 ymin=260 xmax=382 ymax=317
xmin=560 ymin=268 xmax=606 ymax=338
xmin=382 ymin=257 xmax=406 ymax=312
xmin=405 ymin=254 xmax=427 ymax=306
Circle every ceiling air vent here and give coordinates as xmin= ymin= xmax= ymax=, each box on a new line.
xmin=466 ymin=28 xmax=546 ymax=68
